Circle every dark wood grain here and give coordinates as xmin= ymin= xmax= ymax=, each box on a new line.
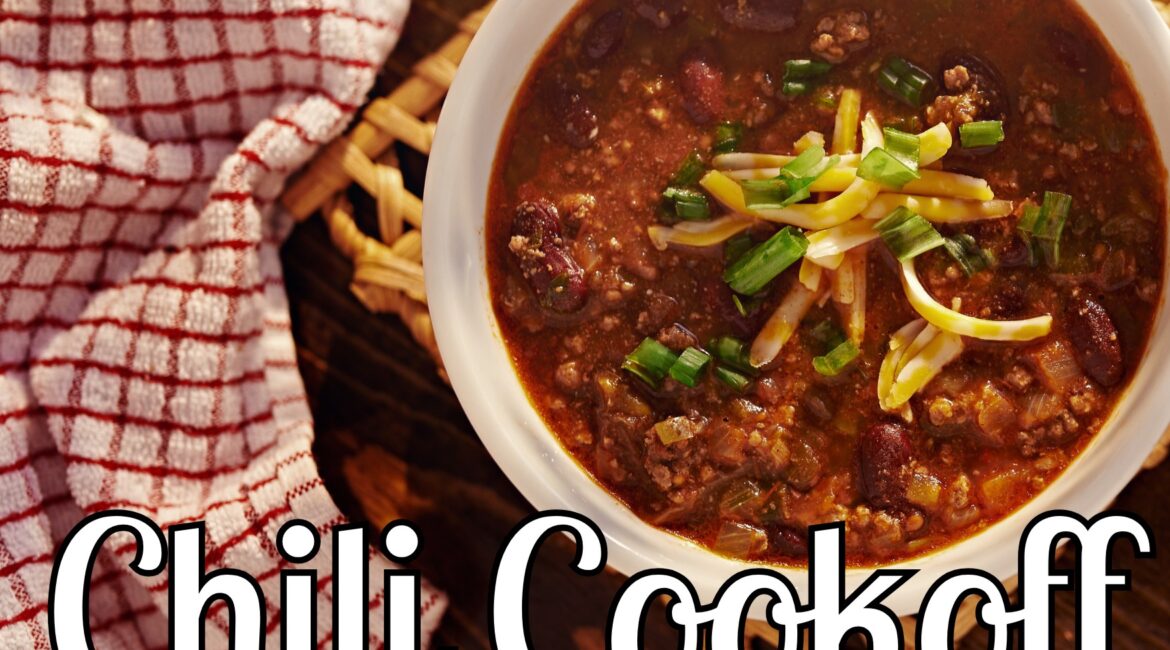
xmin=281 ymin=1 xmax=1170 ymax=647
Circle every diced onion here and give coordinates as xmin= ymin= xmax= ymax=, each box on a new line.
xmin=654 ymin=416 xmax=707 ymax=445
xmin=647 ymin=215 xmax=754 ymax=250
xmin=862 ymin=194 xmax=1014 ymax=223
xmin=900 ymin=259 xmax=1052 ymax=341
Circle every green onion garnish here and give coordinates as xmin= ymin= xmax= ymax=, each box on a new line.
xmin=785 ymin=59 xmax=833 ymax=80
xmin=959 ymin=120 xmax=1006 ymax=149
xmin=709 ymin=336 xmax=758 ymax=375
xmin=671 ymin=150 xmax=706 ymax=186
xmin=781 ymin=59 xmax=833 ymax=97
xmin=622 ymin=338 xmax=679 ymax=388
xmin=943 ymin=234 xmax=995 ymax=277
xmin=713 ymin=122 xmax=745 ymax=154
xmin=668 ymin=347 xmax=712 ymax=388
xmin=723 ymin=226 xmax=809 ymax=295
xmin=813 ymin=339 xmax=860 ymax=376
xmin=731 ymin=293 xmax=765 ymax=317
xmin=662 ymin=186 xmax=711 ymax=220
xmin=857 ymin=148 xmax=920 ymax=189
xmin=875 ymin=207 xmax=945 ymax=260
xmin=741 ymin=146 xmax=840 ymax=209
xmin=1018 ymin=191 xmax=1072 ymax=268
xmin=882 ymin=127 xmax=921 ymax=171
xmin=877 ymin=56 xmax=935 ymax=107
xmin=782 ymin=81 xmax=810 ymax=97
xmin=724 ymin=233 xmax=755 ymax=264
xmin=714 ymin=366 xmax=752 ymax=392
xmin=814 ymin=87 xmax=840 ymax=109
xmin=810 ymin=320 xmax=847 ymax=348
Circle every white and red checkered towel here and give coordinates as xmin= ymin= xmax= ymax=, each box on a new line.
xmin=0 ymin=0 xmax=446 ymax=647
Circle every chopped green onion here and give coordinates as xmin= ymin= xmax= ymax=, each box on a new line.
xmin=715 ymin=365 xmax=752 ymax=392
xmin=875 ymin=206 xmax=945 ymax=260
xmin=1017 ymin=203 xmax=1042 ymax=267
xmin=877 ymin=56 xmax=935 ymax=107
xmin=813 ymin=339 xmax=860 ymax=376
xmin=781 ymin=59 xmax=833 ymax=97
xmin=671 ymin=150 xmax=706 ymax=186
xmin=668 ymin=347 xmax=712 ymax=388
xmin=662 ymin=186 xmax=711 ymax=220
xmin=959 ymin=120 xmax=1006 ymax=149
xmin=857 ymin=148 xmax=920 ymax=189
xmin=943 ymin=234 xmax=995 ymax=276
xmin=782 ymin=80 xmax=810 ymax=97
xmin=1018 ymin=191 xmax=1073 ymax=268
xmin=785 ymin=59 xmax=833 ymax=80
xmin=882 ymin=127 xmax=921 ymax=171
xmin=709 ymin=336 xmax=758 ymax=375
xmin=731 ymin=293 xmax=765 ymax=317
xmin=622 ymin=338 xmax=679 ymax=388
xmin=713 ymin=122 xmax=745 ymax=154
xmin=724 ymin=233 xmax=755 ymax=264
xmin=782 ymin=145 xmax=830 ymax=178
xmin=814 ymin=87 xmax=840 ymax=109
xmin=741 ymin=146 xmax=840 ymax=209
xmin=810 ymin=320 xmax=847 ymax=349
xmin=723 ymin=226 xmax=809 ymax=295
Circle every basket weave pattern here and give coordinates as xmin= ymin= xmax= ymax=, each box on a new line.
xmin=281 ymin=2 xmax=494 ymax=378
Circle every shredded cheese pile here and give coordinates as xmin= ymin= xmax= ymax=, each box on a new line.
xmin=647 ymin=89 xmax=1054 ymax=414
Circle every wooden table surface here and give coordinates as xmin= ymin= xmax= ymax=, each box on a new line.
xmin=281 ymin=2 xmax=1170 ymax=647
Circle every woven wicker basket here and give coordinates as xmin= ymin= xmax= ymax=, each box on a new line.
xmin=280 ymin=1 xmax=1170 ymax=644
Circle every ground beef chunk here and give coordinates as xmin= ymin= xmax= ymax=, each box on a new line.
xmin=656 ymin=323 xmax=699 ymax=350
xmin=643 ymin=417 xmax=708 ymax=492
xmin=925 ymin=65 xmax=991 ymax=129
xmin=810 ymin=10 xmax=870 ymax=63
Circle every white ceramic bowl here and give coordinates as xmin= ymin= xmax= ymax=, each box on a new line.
xmin=424 ymin=0 xmax=1170 ymax=616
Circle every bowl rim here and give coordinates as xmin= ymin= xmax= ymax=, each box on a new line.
xmin=423 ymin=0 xmax=1170 ymax=617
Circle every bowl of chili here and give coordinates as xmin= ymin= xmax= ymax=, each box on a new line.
xmin=424 ymin=0 xmax=1170 ymax=615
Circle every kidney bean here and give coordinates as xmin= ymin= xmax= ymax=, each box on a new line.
xmin=1065 ymin=297 xmax=1123 ymax=386
xmin=678 ymin=48 xmax=726 ymax=125
xmin=1046 ymin=26 xmax=1089 ymax=73
xmin=510 ymin=200 xmax=588 ymax=313
xmin=770 ymin=527 xmax=809 ymax=556
xmin=544 ymin=80 xmax=599 ymax=148
xmin=938 ymin=51 xmax=1010 ymax=121
xmin=582 ymin=9 xmax=626 ymax=60
xmin=859 ymin=422 xmax=913 ymax=508
xmin=719 ymin=0 xmax=802 ymax=33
